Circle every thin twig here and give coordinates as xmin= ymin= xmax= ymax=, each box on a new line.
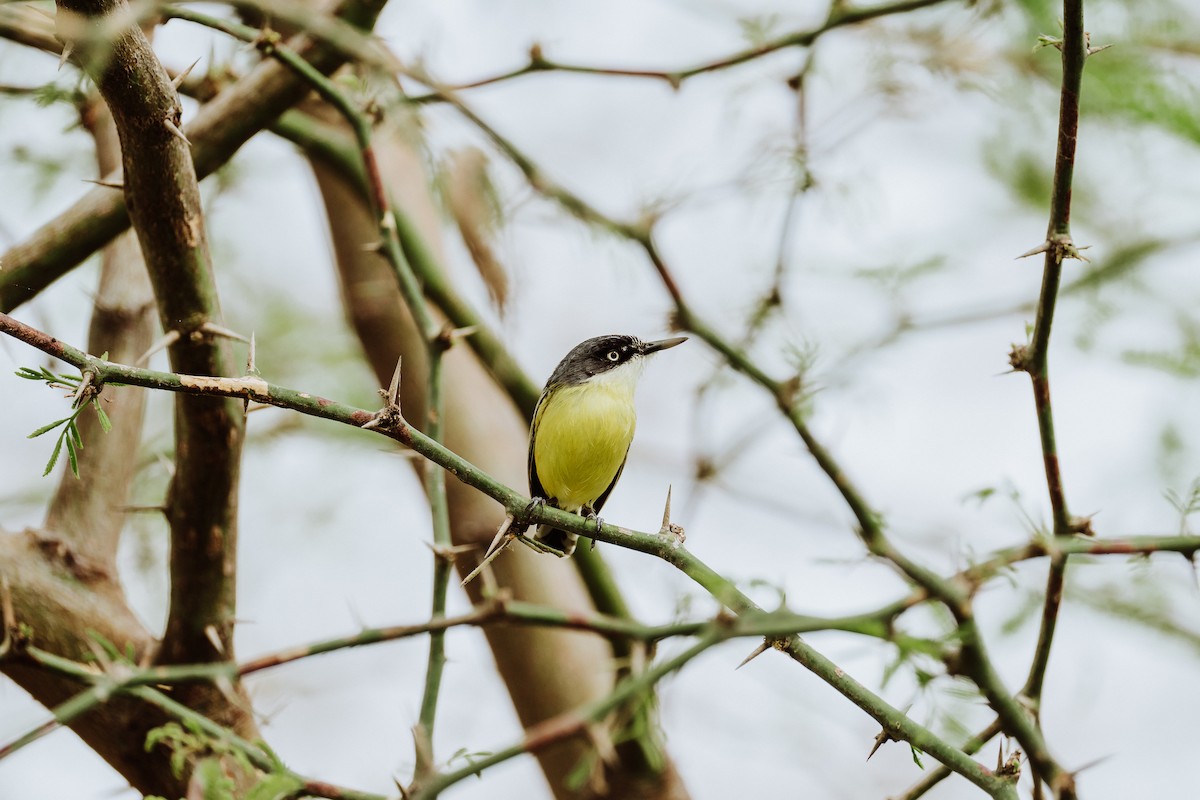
xmin=404 ymin=0 xmax=963 ymax=102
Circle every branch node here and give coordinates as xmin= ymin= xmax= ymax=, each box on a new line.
xmin=996 ymin=738 xmax=1023 ymax=780
xmin=1018 ymin=234 xmax=1090 ymax=264
xmin=254 ymin=28 xmax=283 ymax=57
xmin=528 ymin=42 xmax=547 ymax=69
xmin=1066 ymin=514 xmax=1095 ymax=536
xmin=71 ymin=368 xmax=99 ymax=407
xmin=1084 ymin=31 xmax=1112 ymax=58
xmin=1007 ymin=343 xmax=1033 ymax=374
xmin=363 ymin=358 xmax=405 ymax=430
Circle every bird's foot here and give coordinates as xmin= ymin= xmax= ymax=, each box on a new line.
xmin=516 ymin=496 xmax=548 ymax=533
xmin=582 ymin=506 xmax=604 ymax=551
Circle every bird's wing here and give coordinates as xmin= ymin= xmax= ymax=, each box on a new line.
xmin=590 ymin=444 xmax=631 ymax=514
xmin=528 ymin=392 xmax=549 ymax=501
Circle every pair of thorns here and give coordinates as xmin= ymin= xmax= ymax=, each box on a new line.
xmin=458 ymin=486 xmax=683 ymax=588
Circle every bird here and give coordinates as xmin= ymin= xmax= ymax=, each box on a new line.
xmin=527 ymin=333 xmax=687 ymax=556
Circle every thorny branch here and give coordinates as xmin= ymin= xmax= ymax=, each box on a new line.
xmin=6 ymin=311 xmax=1197 ymax=794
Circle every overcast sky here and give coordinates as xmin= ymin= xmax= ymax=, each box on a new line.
xmin=2 ymin=1 xmax=1199 ymax=798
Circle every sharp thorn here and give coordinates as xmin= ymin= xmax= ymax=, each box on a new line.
xmin=58 ymin=43 xmax=74 ymax=71
xmin=1016 ymin=241 xmax=1050 ymax=260
xmin=71 ymin=370 xmax=94 ymax=406
xmin=462 ymin=517 xmax=516 ymax=587
xmin=867 ymin=729 xmax=891 ymax=761
xmin=484 ymin=516 xmax=515 ymax=559
xmin=163 ymin=116 xmax=191 ymax=146
xmin=200 ymin=321 xmax=248 ymax=343
xmin=136 ymin=329 xmax=181 ymax=365
xmin=82 ymin=178 xmax=124 ymax=190
xmin=660 ymin=484 xmax=673 ymax=532
xmin=448 ymin=324 xmax=479 ymax=342
xmin=204 ymin=624 xmax=225 ymax=655
xmin=246 ymin=332 xmax=258 ymax=374
xmin=387 ymin=356 xmax=403 ymax=406
xmin=735 ymin=640 xmax=771 ymax=670
xmin=117 ymin=504 xmax=169 ymax=515
xmin=172 ymin=57 xmax=201 ymax=89
xmin=422 ymin=540 xmax=476 ymax=562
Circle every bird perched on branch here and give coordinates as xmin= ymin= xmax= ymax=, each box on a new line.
xmin=528 ymin=333 xmax=687 ymax=556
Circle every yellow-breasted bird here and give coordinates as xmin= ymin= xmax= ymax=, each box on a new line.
xmin=528 ymin=334 xmax=687 ymax=555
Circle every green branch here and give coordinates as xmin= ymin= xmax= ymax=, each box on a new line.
xmin=10 ymin=312 xmax=1196 ymax=794
xmin=1 ymin=310 xmax=1014 ymax=797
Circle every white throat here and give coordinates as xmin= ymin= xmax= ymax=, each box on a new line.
xmin=582 ymin=357 xmax=646 ymax=396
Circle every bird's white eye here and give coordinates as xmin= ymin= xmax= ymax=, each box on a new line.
xmin=606 ymin=350 xmax=620 ymax=362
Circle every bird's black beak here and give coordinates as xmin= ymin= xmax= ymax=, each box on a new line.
xmin=641 ymin=336 xmax=688 ymax=355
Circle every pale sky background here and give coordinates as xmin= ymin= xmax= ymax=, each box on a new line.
xmin=2 ymin=1 xmax=1200 ymax=799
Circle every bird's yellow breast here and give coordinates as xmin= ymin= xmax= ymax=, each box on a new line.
xmin=532 ymin=379 xmax=637 ymax=511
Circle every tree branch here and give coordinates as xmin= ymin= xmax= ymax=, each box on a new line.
xmin=0 ymin=0 xmax=390 ymax=313
xmin=405 ymin=0 xmax=965 ymax=101
xmin=42 ymin=83 xmax=155 ymax=566
xmin=0 ymin=311 xmax=1039 ymax=797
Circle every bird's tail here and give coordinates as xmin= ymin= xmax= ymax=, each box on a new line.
xmin=534 ymin=524 xmax=577 ymax=557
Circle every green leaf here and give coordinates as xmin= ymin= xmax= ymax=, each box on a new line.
xmin=43 ymin=435 xmax=64 ymax=476
xmin=94 ymin=402 xmax=112 ymax=433
xmin=910 ymin=744 xmax=925 ymax=769
xmin=145 ymin=722 xmax=182 ymax=752
xmin=65 ymin=432 xmax=79 ymax=478
xmin=27 ymin=417 xmax=69 ymax=439
xmin=190 ymin=756 xmax=233 ymax=797
xmin=565 ymin=749 xmax=597 ymax=791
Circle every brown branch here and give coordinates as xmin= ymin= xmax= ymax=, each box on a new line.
xmin=0 ymin=0 xmax=390 ymax=313
xmin=57 ymin=0 xmax=243 ymax=668
xmin=304 ymin=113 xmax=684 ymax=797
xmin=42 ymin=88 xmax=155 ymax=567
xmin=1010 ymin=5 xmax=1091 ymax=798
